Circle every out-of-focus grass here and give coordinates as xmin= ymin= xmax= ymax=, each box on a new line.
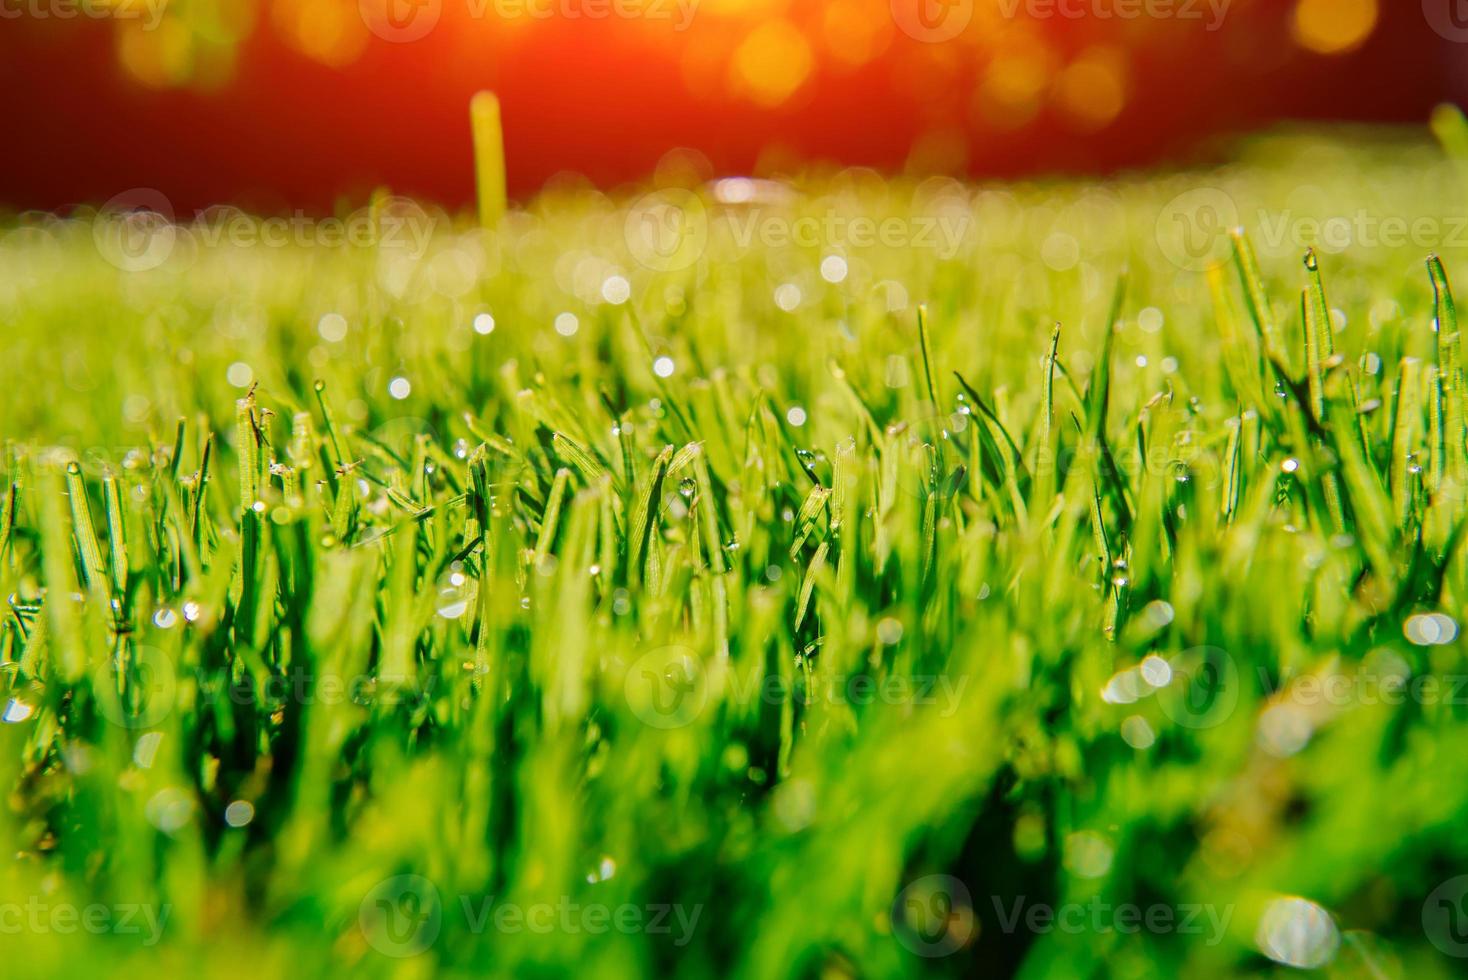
xmin=4 ymin=120 xmax=1468 ymax=977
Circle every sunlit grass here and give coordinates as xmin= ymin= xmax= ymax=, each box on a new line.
xmin=3 ymin=117 xmax=1468 ymax=976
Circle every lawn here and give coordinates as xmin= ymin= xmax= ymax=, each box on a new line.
xmin=3 ymin=109 xmax=1468 ymax=977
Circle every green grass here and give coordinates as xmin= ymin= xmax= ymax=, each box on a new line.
xmin=5 ymin=119 xmax=1468 ymax=977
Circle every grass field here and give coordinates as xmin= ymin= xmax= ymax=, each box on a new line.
xmin=5 ymin=113 xmax=1468 ymax=977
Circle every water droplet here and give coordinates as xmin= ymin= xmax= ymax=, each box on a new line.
xmin=1256 ymin=896 xmax=1339 ymax=969
xmin=587 ymin=855 xmax=617 ymax=883
xmin=1140 ymin=654 xmax=1172 ymax=688
xmin=1120 ymin=715 xmax=1155 ymax=749
xmin=1258 ymin=703 xmax=1312 ymax=757
xmin=1064 ymin=831 xmax=1114 ymax=879
xmin=144 ymin=787 xmax=193 ymax=834
xmin=224 ymin=800 xmax=255 ymax=828
xmin=820 ymin=255 xmax=848 ymax=284
xmin=2 ymin=699 xmax=34 ymax=723
xmin=1405 ymin=612 xmax=1458 ymax=646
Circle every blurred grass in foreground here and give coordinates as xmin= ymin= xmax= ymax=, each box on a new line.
xmin=4 ymin=121 xmax=1468 ymax=977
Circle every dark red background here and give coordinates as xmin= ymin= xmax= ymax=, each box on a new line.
xmin=1 ymin=1 xmax=1461 ymax=214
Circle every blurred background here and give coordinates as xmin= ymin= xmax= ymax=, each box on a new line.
xmin=0 ymin=0 xmax=1460 ymax=212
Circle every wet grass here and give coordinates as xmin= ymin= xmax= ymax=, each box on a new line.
xmin=4 ymin=118 xmax=1468 ymax=976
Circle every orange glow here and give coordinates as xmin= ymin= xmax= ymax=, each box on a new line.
xmin=1055 ymin=47 xmax=1128 ymax=132
xmin=273 ymin=0 xmax=369 ymax=68
xmin=117 ymin=19 xmax=196 ymax=89
xmin=975 ymin=40 xmax=1055 ymax=130
xmin=729 ymin=20 xmax=813 ymax=107
xmin=1292 ymin=0 xmax=1378 ymax=55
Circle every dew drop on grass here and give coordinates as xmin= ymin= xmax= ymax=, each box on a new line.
xmin=1258 ymin=703 xmax=1313 ymax=757
xmin=388 ymin=376 xmax=411 ymax=400
xmin=774 ymin=283 xmax=801 ymax=311
xmin=1063 ymin=831 xmax=1114 ymax=879
xmin=1405 ymin=612 xmax=1459 ymax=646
xmin=474 ymin=312 xmax=495 ymax=335
xmin=436 ymin=570 xmax=472 ymax=620
xmin=678 ymin=478 xmax=696 ymax=498
xmin=2 ymin=699 xmax=34 ymax=723
xmin=1139 ymin=654 xmax=1172 ymax=688
xmin=317 ymin=313 xmax=348 ymax=342
xmin=819 ymin=255 xmax=847 ymax=283
xmin=601 ymin=276 xmax=631 ymax=305
xmin=1256 ymin=896 xmax=1339 ymax=970
xmin=1120 ymin=715 xmax=1154 ymax=749
xmin=224 ymin=800 xmax=255 ymax=828
xmin=145 ymin=787 xmax=193 ymax=834
xmin=586 ymin=856 xmax=617 ymax=883
xmin=153 ymin=607 xmax=178 ymax=629
xmin=653 ymin=356 xmax=675 ymax=378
